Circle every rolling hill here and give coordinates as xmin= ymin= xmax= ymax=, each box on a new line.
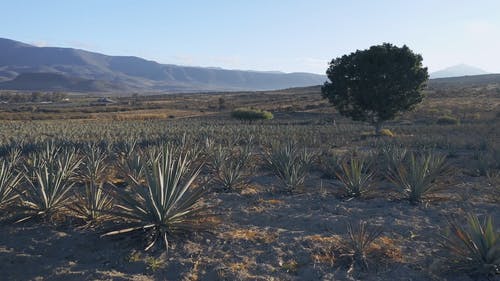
xmin=0 ymin=38 xmax=326 ymax=93
xmin=430 ymin=64 xmax=489 ymax=79
xmin=428 ymin=73 xmax=500 ymax=88
xmin=0 ymin=72 xmax=125 ymax=92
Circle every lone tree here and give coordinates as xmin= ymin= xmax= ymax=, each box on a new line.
xmin=321 ymin=43 xmax=428 ymax=134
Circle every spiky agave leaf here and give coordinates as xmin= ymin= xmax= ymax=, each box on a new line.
xmin=17 ymin=148 xmax=81 ymax=222
xmin=103 ymin=146 xmax=209 ymax=251
xmin=210 ymin=145 xmax=229 ymax=173
xmin=37 ymin=141 xmax=61 ymax=168
xmin=81 ymin=143 xmax=108 ymax=183
xmin=70 ymin=181 xmax=114 ymax=223
xmin=442 ymin=213 xmax=500 ymax=276
xmin=70 ymin=143 xmax=113 ymax=223
xmin=336 ymin=156 xmax=374 ymax=198
xmin=388 ymin=151 xmax=446 ymax=204
xmin=211 ymin=145 xmax=252 ymax=190
xmin=5 ymin=146 xmax=23 ymax=169
xmin=0 ymin=160 xmax=22 ymax=209
xmin=345 ymin=220 xmax=383 ymax=272
xmin=216 ymin=158 xmax=246 ymax=190
xmin=264 ymin=141 xmax=314 ymax=192
xmin=115 ymin=138 xmax=138 ymax=160
xmin=380 ymin=145 xmax=407 ymax=169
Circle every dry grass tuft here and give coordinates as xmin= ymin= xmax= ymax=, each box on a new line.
xmin=223 ymin=228 xmax=278 ymax=243
xmin=305 ymin=234 xmax=343 ymax=266
xmin=240 ymin=185 xmax=260 ymax=195
xmin=196 ymin=215 xmax=222 ymax=226
xmin=311 ymin=252 xmax=336 ymax=265
xmin=228 ymin=262 xmax=249 ymax=272
xmin=304 ymin=234 xmax=343 ymax=245
xmin=257 ymin=198 xmax=284 ymax=205
xmin=220 ymin=256 xmax=259 ymax=279
xmin=368 ymin=236 xmax=404 ymax=263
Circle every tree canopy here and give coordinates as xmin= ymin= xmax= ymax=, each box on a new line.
xmin=321 ymin=43 xmax=428 ymax=133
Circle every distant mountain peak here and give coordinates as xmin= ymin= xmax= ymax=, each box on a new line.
xmin=430 ymin=64 xmax=489 ymax=79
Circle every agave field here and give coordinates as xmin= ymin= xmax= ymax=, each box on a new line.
xmin=0 ymin=98 xmax=499 ymax=280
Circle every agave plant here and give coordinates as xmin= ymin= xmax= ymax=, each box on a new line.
xmin=71 ymin=181 xmax=114 ymax=223
xmin=264 ymin=141 xmax=315 ymax=192
xmin=70 ymin=144 xmax=113 ymax=223
xmin=81 ymin=143 xmax=108 ymax=183
xmin=17 ymin=148 xmax=81 ymax=222
xmin=0 ymin=160 xmax=22 ymax=209
xmin=118 ymin=149 xmax=146 ymax=184
xmin=336 ymin=156 xmax=374 ymax=198
xmin=23 ymin=143 xmax=57 ymax=176
xmin=103 ymin=146 xmax=209 ymax=251
xmin=442 ymin=213 xmax=499 ymax=276
xmin=37 ymin=141 xmax=62 ymax=166
xmin=345 ymin=220 xmax=383 ymax=272
xmin=380 ymin=144 xmax=407 ymax=174
xmin=210 ymin=145 xmax=228 ymax=173
xmin=115 ymin=138 xmax=138 ymax=160
xmin=203 ymin=136 xmax=215 ymax=153
xmin=318 ymin=152 xmax=341 ymax=179
xmin=388 ymin=151 xmax=447 ymax=204
xmin=210 ymin=144 xmax=252 ymax=190
xmin=5 ymin=146 xmax=23 ymax=169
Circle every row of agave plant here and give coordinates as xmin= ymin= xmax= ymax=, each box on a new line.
xmin=1 ymin=117 xmax=496 ymax=157
xmin=0 ymin=140 xmax=498 ymax=276
xmin=263 ymin=141 xmax=449 ymax=204
xmin=261 ymin=143 xmax=498 ymax=275
xmin=0 ymin=142 xmax=211 ymax=252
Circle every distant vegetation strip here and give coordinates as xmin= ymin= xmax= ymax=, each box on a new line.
xmin=231 ymin=108 xmax=274 ymax=121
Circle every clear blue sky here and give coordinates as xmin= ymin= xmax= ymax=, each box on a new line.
xmin=2 ymin=0 xmax=499 ymax=74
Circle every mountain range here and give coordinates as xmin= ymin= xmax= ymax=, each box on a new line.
xmin=0 ymin=38 xmax=326 ymax=93
xmin=1 ymin=38 xmax=497 ymax=93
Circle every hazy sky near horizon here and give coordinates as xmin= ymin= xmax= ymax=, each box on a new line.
xmin=2 ymin=0 xmax=500 ymax=74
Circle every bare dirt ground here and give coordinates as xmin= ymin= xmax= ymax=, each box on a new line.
xmin=1 ymin=170 xmax=497 ymax=281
